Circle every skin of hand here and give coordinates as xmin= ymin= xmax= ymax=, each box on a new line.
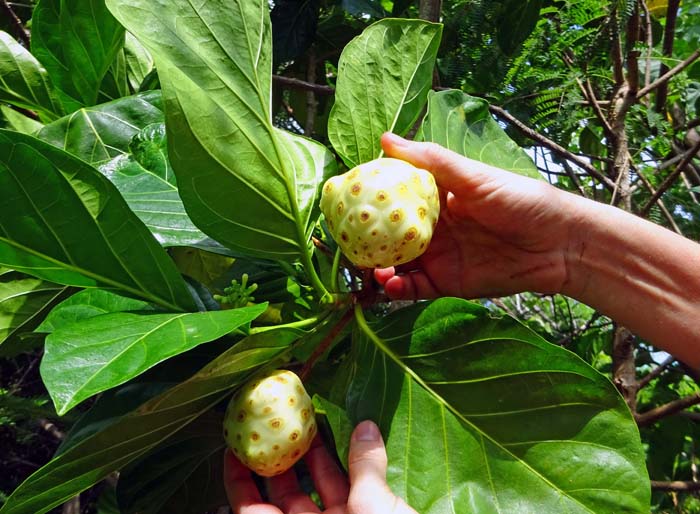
xmin=375 ymin=133 xmax=700 ymax=369
xmin=374 ymin=132 xmax=576 ymax=300
xmin=223 ymin=420 xmax=417 ymax=514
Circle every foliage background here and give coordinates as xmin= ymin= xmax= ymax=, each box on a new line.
xmin=0 ymin=0 xmax=699 ymax=512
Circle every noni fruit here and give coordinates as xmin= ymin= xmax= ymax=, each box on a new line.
xmin=223 ymin=370 xmax=316 ymax=477
xmin=320 ymin=157 xmax=440 ymax=268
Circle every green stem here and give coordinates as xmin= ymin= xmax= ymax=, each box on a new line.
xmin=249 ymin=312 xmax=329 ymax=335
xmin=300 ymin=244 xmax=332 ymax=303
xmin=330 ymin=247 xmax=342 ymax=292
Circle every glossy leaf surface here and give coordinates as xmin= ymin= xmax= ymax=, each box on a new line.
xmin=345 ymin=299 xmax=650 ymax=514
xmin=421 ymin=90 xmax=541 ymax=179
xmin=106 ymin=0 xmax=335 ymax=261
xmin=0 ymin=31 xmax=64 ymax=120
xmin=41 ymin=304 xmax=268 ymax=415
xmin=31 ymin=0 xmax=125 ymax=108
xmin=38 ymin=90 xmax=164 ymax=164
xmin=328 ymin=19 xmax=442 ymax=168
xmin=0 ymin=130 xmax=195 ymax=312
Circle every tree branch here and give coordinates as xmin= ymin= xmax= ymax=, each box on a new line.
xmin=272 ymin=74 xmax=334 ymax=95
xmin=640 ymin=136 xmax=700 ymax=216
xmin=638 ymin=355 xmax=675 ymax=389
xmin=654 ymin=0 xmax=682 ymax=111
xmin=488 ymin=105 xmax=616 ymax=189
xmin=637 ymin=49 xmax=700 ymax=100
xmin=0 ymin=0 xmax=30 ymax=47
xmin=636 ymin=392 xmax=700 ymax=427
xmin=651 ymin=480 xmax=700 ymax=492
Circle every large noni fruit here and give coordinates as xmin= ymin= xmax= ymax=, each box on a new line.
xmin=320 ymin=157 xmax=440 ymax=268
xmin=223 ymin=370 xmax=316 ymax=477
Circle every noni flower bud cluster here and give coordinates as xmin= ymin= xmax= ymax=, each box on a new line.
xmin=320 ymin=157 xmax=440 ymax=268
xmin=223 ymin=370 xmax=316 ymax=477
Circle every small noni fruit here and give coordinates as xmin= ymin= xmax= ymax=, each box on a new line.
xmin=320 ymin=157 xmax=440 ymax=268
xmin=223 ymin=370 xmax=316 ymax=477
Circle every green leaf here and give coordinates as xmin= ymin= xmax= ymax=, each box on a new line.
xmin=0 ymin=269 xmax=67 ymax=355
xmin=0 ymin=326 xmax=302 ymax=514
xmin=0 ymin=105 xmax=44 ymax=135
xmin=0 ymin=31 xmax=64 ymax=120
xmin=37 ymin=90 xmax=164 ymax=165
xmin=0 ymin=130 xmax=196 ymax=312
xmin=328 ymin=19 xmax=442 ymax=168
xmin=106 ymin=0 xmax=336 ymax=261
xmin=123 ymin=32 xmax=154 ymax=92
xmin=41 ymin=303 xmax=269 ymax=415
xmin=421 ymin=90 xmax=542 ymax=180
xmin=31 ymin=0 xmax=126 ymax=108
xmin=36 ymin=288 xmax=157 ymax=334
xmin=97 ymin=123 xmax=211 ymax=247
xmin=116 ymin=413 xmax=226 ymax=514
xmin=313 ymin=395 xmax=353 ymax=469
xmin=346 ymin=298 xmax=650 ymax=514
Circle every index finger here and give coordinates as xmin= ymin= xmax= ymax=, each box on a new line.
xmin=304 ymin=435 xmax=350 ymax=509
xmin=223 ymin=449 xmax=282 ymax=514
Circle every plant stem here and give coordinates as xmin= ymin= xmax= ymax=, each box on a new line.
xmin=301 ymin=245 xmax=332 ymax=303
xmin=299 ymin=307 xmax=354 ymax=380
xmin=330 ymin=247 xmax=342 ymax=292
xmin=248 ymin=312 xmax=328 ymax=335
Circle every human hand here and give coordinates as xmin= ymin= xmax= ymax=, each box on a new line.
xmin=374 ymin=133 xmax=576 ymax=300
xmin=223 ymin=420 xmax=417 ymax=514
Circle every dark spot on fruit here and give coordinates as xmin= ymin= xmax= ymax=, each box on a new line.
xmin=324 ymin=183 xmax=333 ymax=194
xmin=418 ymin=207 xmax=427 ymax=219
xmin=371 ymin=230 xmax=378 ymax=236
xmin=389 ymin=209 xmax=403 ymax=222
xmin=237 ymin=411 xmax=247 ymax=422
xmin=273 ymin=444 xmax=280 ymax=451
xmin=394 ymin=254 xmax=403 ymax=262
xmin=292 ymin=449 xmax=301 ymax=458
xmin=309 ymin=423 xmax=316 ymax=435
xmin=224 ymin=428 xmax=229 ymax=437
xmin=360 ymin=211 xmax=370 ymax=222
xmin=405 ymin=228 xmax=417 ymax=241
xmin=289 ymin=431 xmax=300 ymax=441
xmin=263 ymin=406 xmax=272 ymax=415
xmin=380 ymin=245 xmax=388 ymax=251
xmin=270 ymin=418 xmax=283 ymax=430
xmin=274 ymin=376 xmax=287 ymax=383
xmin=233 ymin=447 xmax=239 ymax=454
xmin=296 ymin=386 xmax=304 ymax=395
xmin=377 ymin=191 xmax=388 ymax=201
xmin=236 ymin=433 xmax=242 ymax=441
xmin=251 ymin=432 xmax=260 ymax=441
xmin=259 ymin=451 xmax=265 ymax=457
xmin=420 ymin=242 xmax=425 ymax=249
xmin=337 ymin=201 xmax=344 ymax=214
xmin=351 ymin=183 xmax=362 ymax=195
xmin=301 ymin=409 xmax=310 ymax=420
xmin=341 ymin=232 xmax=349 ymax=242
xmin=348 ymin=214 xmax=354 ymax=222
xmin=288 ymin=397 xmax=296 ymax=406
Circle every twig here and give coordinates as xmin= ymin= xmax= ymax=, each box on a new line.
xmin=637 ymin=49 xmax=700 ymax=100
xmin=488 ymin=105 xmax=616 ymax=190
xmin=632 ymin=163 xmax=683 ymax=234
xmin=640 ymin=136 xmax=700 ymax=216
xmin=651 ymin=480 xmax=700 ymax=492
xmin=640 ymin=0 xmax=653 ymax=94
xmin=299 ymin=309 xmax=354 ymax=381
xmin=38 ymin=418 xmax=65 ymax=440
xmin=654 ymin=0 xmax=682 ymax=111
xmin=0 ymin=0 xmax=29 ymax=47
xmin=635 ymin=392 xmax=700 ymax=427
xmin=272 ymin=75 xmax=334 ymax=95
xmin=638 ymin=355 xmax=675 ymax=389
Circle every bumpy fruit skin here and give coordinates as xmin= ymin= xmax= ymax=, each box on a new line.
xmin=223 ymin=370 xmax=316 ymax=477
xmin=320 ymin=158 xmax=440 ymax=268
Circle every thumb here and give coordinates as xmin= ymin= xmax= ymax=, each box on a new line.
xmin=380 ymin=132 xmax=505 ymax=196
xmin=347 ymin=421 xmax=412 ymax=514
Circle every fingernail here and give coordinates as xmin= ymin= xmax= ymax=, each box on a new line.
xmin=353 ymin=420 xmax=381 ymax=442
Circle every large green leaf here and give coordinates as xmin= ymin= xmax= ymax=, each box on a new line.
xmin=98 ymin=123 xmax=211 ymax=247
xmin=123 ymin=32 xmax=154 ymax=92
xmin=36 ymin=288 xmax=157 ymax=334
xmin=420 ymin=90 xmax=541 ymax=180
xmin=496 ymin=0 xmax=543 ymax=55
xmin=37 ymin=90 xmax=164 ymax=164
xmin=41 ymin=304 xmax=269 ymax=415
xmin=0 ymin=105 xmax=44 ymax=135
xmin=344 ymin=298 xmax=650 ymax=514
xmin=116 ymin=413 xmax=226 ymax=514
xmin=0 ymin=31 xmax=64 ymax=120
xmin=106 ymin=0 xmax=336 ymax=261
xmin=31 ymin=0 xmax=125 ymax=108
xmin=327 ymin=19 xmax=442 ymax=168
xmin=0 ymin=130 xmax=195 ymax=312
xmin=0 ymin=269 xmax=67 ymax=355
xmin=0 ymin=326 xmax=304 ymax=514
